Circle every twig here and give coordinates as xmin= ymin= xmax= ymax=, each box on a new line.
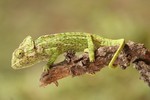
xmin=40 ymin=41 xmax=150 ymax=87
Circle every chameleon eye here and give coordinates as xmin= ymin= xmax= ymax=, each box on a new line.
xmin=15 ymin=49 xmax=24 ymax=58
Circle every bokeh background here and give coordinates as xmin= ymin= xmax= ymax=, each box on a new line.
xmin=0 ymin=0 xmax=150 ymax=100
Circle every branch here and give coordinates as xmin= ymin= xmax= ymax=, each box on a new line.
xmin=40 ymin=41 xmax=150 ymax=87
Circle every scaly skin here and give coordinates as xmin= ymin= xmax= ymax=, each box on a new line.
xmin=11 ymin=32 xmax=125 ymax=71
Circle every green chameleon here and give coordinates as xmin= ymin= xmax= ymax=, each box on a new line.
xmin=11 ymin=32 xmax=125 ymax=71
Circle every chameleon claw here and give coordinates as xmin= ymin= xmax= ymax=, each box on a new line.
xmin=84 ymin=48 xmax=89 ymax=53
xmin=53 ymin=81 xmax=59 ymax=87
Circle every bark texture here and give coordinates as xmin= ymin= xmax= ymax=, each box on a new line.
xmin=40 ymin=41 xmax=150 ymax=87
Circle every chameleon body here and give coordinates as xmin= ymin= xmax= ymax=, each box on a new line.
xmin=11 ymin=32 xmax=125 ymax=71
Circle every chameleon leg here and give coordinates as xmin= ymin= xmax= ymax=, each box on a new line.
xmin=108 ymin=39 xmax=125 ymax=68
xmin=43 ymin=47 xmax=60 ymax=72
xmin=85 ymin=34 xmax=95 ymax=62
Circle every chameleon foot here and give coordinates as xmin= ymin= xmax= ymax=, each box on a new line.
xmin=43 ymin=65 xmax=50 ymax=72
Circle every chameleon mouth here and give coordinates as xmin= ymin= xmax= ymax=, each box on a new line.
xmin=11 ymin=59 xmax=26 ymax=69
xmin=11 ymin=61 xmax=22 ymax=69
xmin=11 ymin=65 xmax=20 ymax=69
xmin=11 ymin=59 xmax=35 ymax=69
xmin=11 ymin=59 xmax=17 ymax=69
xmin=11 ymin=63 xmax=28 ymax=69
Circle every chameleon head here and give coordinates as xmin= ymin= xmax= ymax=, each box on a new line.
xmin=11 ymin=36 xmax=38 ymax=69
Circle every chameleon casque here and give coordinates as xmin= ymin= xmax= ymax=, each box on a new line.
xmin=11 ymin=32 xmax=125 ymax=71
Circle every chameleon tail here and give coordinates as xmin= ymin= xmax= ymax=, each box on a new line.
xmin=92 ymin=34 xmax=125 ymax=68
xmin=108 ymin=39 xmax=125 ymax=68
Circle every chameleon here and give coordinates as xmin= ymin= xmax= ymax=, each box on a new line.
xmin=11 ymin=32 xmax=125 ymax=71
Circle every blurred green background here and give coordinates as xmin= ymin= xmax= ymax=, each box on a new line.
xmin=0 ymin=0 xmax=150 ymax=100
